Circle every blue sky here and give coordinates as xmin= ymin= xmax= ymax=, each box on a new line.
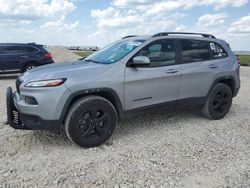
xmin=0 ymin=0 xmax=250 ymax=50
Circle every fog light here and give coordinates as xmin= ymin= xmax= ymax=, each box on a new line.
xmin=25 ymin=96 xmax=38 ymax=105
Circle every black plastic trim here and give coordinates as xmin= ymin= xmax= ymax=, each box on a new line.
xmin=6 ymin=87 xmax=31 ymax=130
xmin=59 ymin=88 xmax=124 ymax=123
xmin=208 ymin=76 xmax=238 ymax=98
xmin=123 ymin=97 xmax=206 ymax=118
xmin=152 ymin=32 xmax=216 ymax=39
xmin=177 ymin=97 xmax=206 ymax=107
xmin=60 ymin=87 xmax=213 ymax=122
xmin=122 ymin=35 xmax=138 ymax=39
xmin=133 ymin=97 xmax=152 ymax=102
xmin=20 ymin=114 xmax=61 ymax=130
xmin=6 ymin=85 xmax=219 ymax=131
xmin=123 ymin=100 xmax=177 ymax=118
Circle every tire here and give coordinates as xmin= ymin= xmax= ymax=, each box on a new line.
xmin=23 ymin=63 xmax=36 ymax=72
xmin=202 ymin=83 xmax=232 ymax=120
xmin=65 ymin=96 xmax=117 ymax=148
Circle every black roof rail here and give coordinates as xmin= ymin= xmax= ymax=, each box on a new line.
xmin=27 ymin=42 xmax=37 ymax=45
xmin=122 ymin=35 xmax=138 ymax=39
xmin=152 ymin=32 xmax=216 ymax=39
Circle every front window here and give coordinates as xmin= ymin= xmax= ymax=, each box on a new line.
xmin=135 ymin=39 xmax=176 ymax=67
xmin=85 ymin=39 xmax=145 ymax=64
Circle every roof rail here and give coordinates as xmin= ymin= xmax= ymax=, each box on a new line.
xmin=122 ymin=35 xmax=138 ymax=39
xmin=152 ymin=32 xmax=216 ymax=39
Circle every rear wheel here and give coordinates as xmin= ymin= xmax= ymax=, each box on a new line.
xmin=65 ymin=96 xmax=117 ymax=148
xmin=202 ymin=83 xmax=232 ymax=120
xmin=23 ymin=63 xmax=36 ymax=72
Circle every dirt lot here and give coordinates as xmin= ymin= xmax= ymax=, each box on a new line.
xmin=0 ymin=67 xmax=249 ymax=188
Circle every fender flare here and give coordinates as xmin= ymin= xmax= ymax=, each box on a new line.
xmin=59 ymin=88 xmax=124 ymax=123
xmin=207 ymin=76 xmax=236 ymax=98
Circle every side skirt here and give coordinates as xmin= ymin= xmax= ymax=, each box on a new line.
xmin=121 ymin=97 xmax=206 ymax=119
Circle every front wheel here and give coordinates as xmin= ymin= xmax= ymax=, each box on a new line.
xmin=202 ymin=83 xmax=232 ymax=120
xmin=65 ymin=96 xmax=117 ymax=148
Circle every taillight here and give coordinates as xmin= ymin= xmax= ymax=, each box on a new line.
xmin=236 ymin=55 xmax=240 ymax=65
xmin=43 ymin=52 xmax=52 ymax=59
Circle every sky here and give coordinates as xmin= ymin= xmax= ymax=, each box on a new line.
xmin=0 ymin=0 xmax=250 ymax=50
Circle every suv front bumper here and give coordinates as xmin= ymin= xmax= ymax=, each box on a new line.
xmin=6 ymin=87 xmax=61 ymax=130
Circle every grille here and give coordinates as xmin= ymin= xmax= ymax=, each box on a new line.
xmin=15 ymin=77 xmax=23 ymax=94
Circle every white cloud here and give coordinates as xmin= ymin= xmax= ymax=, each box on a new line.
xmin=113 ymin=0 xmax=248 ymax=10
xmin=90 ymin=0 xmax=248 ymax=49
xmin=0 ymin=0 xmax=80 ymax=46
xmin=90 ymin=5 xmax=187 ymax=46
xmin=0 ymin=19 xmax=32 ymax=28
xmin=197 ymin=13 xmax=228 ymax=27
xmin=40 ymin=17 xmax=79 ymax=31
xmin=91 ymin=0 xmax=247 ymax=39
xmin=0 ymin=0 xmax=249 ymax=51
xmin=0 ymin=0 xmax=76 ymax=22
xmin=228 ymin=13 xmax=250 ymax=34
xmin=91 ymin=7 xmax=143 ymax=29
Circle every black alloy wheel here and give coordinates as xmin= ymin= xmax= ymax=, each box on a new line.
xmin=202 ymin=83 xmax=232 ymax=120
xmin=65 ymin=96 xmax=117 ymax=148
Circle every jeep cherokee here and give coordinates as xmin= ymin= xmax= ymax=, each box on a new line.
xmin=6 ymin=32 xmax=240 ymax=148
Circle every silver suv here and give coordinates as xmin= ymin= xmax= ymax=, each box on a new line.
xmin=6 ymin=32 xmax=240 ymax=148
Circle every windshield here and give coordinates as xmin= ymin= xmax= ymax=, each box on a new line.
xmin=85 ymin=39 xmax=145 ymax=64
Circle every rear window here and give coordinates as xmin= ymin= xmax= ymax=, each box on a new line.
xmin=3 ymin=46 xmax=26 ymax=54
xmin=209 ymin=42 xmax=227 ymax=59
xmin=181 ymin=40 xmax=210 ymax=63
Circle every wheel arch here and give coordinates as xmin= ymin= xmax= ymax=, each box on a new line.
xmin=60 ymin=88 xmax=124 ymax=124
xmin=208 ymin=76 xmax=236 ymax=97
xmin=22 ymin=61 xmax=37 ymax=72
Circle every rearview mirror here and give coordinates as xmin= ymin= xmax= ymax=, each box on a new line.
xmin=132 ymin=56 xmax=150 ymax=65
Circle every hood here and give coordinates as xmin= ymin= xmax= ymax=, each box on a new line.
xmin=20 ymin=60 xmax=105 ymax=82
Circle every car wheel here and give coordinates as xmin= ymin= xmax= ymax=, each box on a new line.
xmin=65 ymin=96 xmax=117 ymax=148
xmin=23 ymin=64 xmax=36 ymax=72
xmin=202 ymin=83 xmax=232 ymax=120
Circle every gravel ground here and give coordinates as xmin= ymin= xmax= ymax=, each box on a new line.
xmin=0 ymin=67 xmax=249 ymax=188
xmin=46 ymin=46 xmax=81 ymax=63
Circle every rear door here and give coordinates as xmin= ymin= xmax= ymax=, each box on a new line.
xmin=124 ymin=39 xmax=181 ymax=110
xmin=1 ymin=45 xmax=27 ymax=72
xmin=178 ymin=39 xmax=229 ymax=103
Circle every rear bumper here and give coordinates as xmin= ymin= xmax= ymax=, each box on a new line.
xmin=37 ymin=60 xmax=54 ymax=66
xmin=6 ymin=87 xmax=61 ymax=130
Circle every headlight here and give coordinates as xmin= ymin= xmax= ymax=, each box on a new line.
xmin=25 ymin=78 xmax=66 ymax=88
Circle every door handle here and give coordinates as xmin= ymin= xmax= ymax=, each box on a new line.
xmin=166 ymin=69 xmax=178 ymax=74
xmin=209 ymin=64 xmax=218 ymax=69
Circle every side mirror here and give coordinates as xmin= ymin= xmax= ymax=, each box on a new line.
xmin=132 ymin=56 xmax=150 ymax=65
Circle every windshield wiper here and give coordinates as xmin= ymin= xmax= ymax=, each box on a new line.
xmin=84 ymin=59 xmax=100 ymax=64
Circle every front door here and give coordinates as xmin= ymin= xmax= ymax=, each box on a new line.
xmin=124 ymin=39 xmax=181 ymax=110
